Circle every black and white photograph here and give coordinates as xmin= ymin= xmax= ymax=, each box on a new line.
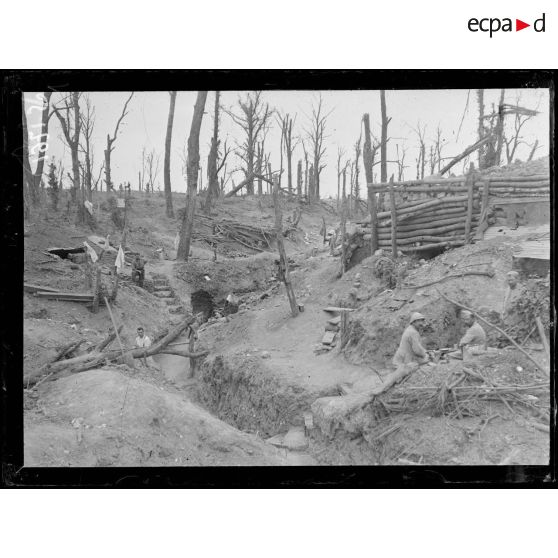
xmin=15 ymin=81 xmax=552 ymax=471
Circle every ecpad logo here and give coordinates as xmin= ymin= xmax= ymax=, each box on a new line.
xmin=468 ymin=13 xmax=545 ymax=37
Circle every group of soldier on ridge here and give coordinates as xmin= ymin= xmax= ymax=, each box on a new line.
xmin=393 ymin=270 xmax=521 ymax=374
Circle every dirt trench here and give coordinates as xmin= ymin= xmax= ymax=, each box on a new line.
xmin=194 ymin=354 xmax=333 ymax=438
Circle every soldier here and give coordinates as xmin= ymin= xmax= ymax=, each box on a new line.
xmin=448 ymin=310 xmax=487 ymax=360
xmin=393 ymin=312 xmax=430 ymax=372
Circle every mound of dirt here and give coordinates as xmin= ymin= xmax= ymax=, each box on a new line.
xmin=25 ymin=368 xmax=288 ymax=467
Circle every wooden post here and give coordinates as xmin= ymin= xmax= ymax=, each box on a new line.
xmin=481 ymin=177 xmax=490 ymax=215
xmin=388 ymin=175 xmax=397 ymax=257
xmin=84 ymin=257 xmax=92 ymax=290
xmin=188 ymin=323 xmax=198 ymax=378
xmin=111 ymin=272 xmax=119 ymax=302
xmin=272 ymin=176 xmax=299 ymax=317
xmin=338 ymin=310 xmax=348 ymax=353
xmin=104 ymin=296 xmax=125 ymax=359
xmin=92 ymin=266 xmax=102 ymax=313
xmin=465 ymin=164 xmax=475 ymax=243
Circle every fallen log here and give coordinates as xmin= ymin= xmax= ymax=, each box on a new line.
xmin=24 ymin=283 xmax=59 ymax=294
xmin=400 ymin=241 xmax=465 ymax=253
xmin=311 ymin=366 xmax=414 ymax=436
xmin=92 ymin=325 xmax=124 ymax=352
xmin=26 ymin=339 xmax=86 ymax=388
xmin=381 ymin=213 xmax=473 ymax=230
xmin=435 ymin=288 xmax=548 ymax=375
xmin=33 ymin=316 xmax=196 ymax=379
xmin=439 ymin=135 xmax=492 ymax=175
xmin=377 ymin=219 xmax=479 ymax=238
xmin=377 ymin=234 xmax=468 ymax=246
xmin=381 ymin=196 xmax=480 ymax=226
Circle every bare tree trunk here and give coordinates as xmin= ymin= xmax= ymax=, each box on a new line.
xmin=164 ymin=91 xmax=177 ymax=218
xmin=104 ymin=137 xmax=112 ymax=192
xmin=177 ymin=92 xmax=208 ymax=261
xmin=380 ymin=90 xmax=388 ymax=184
xmin=205 ymin=92 xmax=222 ymax=210
xmin=31 ymin=92 xmax=52 ymax=202
xmin=309 ymin=164 xmax=315 ymax=200
xmin=494 ymin=89 xmax=506 ymax=166
xmin=362 ymin=114 xmax=378 ymax=253
xmin=272 ymin=177 xmax=299 ymax=317
xmin=297 ymin=159 xmax=302 ymax=198
xmin=256 ymin=141 xmax=263 ymax=196
xmin=339 ymin=167 xmax=347 ymax=276
xmin=477 ymin=89 xmax=485 ymax=169
xmin=21 ymin=97 xmax=33 ymax=218
xmin=379 ymin=90 xmax=389 ymax=209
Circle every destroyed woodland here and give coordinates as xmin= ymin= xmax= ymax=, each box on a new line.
xmin=22 ymin=89 xmax=551 ymax=467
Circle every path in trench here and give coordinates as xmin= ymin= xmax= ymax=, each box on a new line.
xmin=145 ymin=259 xmax=318 ymax=465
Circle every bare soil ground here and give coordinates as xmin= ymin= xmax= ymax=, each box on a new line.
xmin=23 ymin=178 xmax=550 ymax=467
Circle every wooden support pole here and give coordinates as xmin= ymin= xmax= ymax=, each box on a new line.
xmin=388 ymin=175 xmax=397 ymax=257
xmin=188 ymin=323 xmax=198 ymax=378
xmin=272 ymin=176 xmax=299 ymax=317
xmin=464 ymin=164 xmax=475 ymax=243
xmin=104 ymin=296 xmax=126 ymax=359
xmin=92 ymin=266 xmax=102 ymax=313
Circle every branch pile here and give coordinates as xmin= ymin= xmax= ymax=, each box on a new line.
xmin=378 ymin=366 xmax=549 ymax=425
xmin=193 ymin=213 xmax=276 ymax=252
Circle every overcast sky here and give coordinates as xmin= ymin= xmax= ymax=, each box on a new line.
xmin=25 ymin=88 xmax=549 ymax=198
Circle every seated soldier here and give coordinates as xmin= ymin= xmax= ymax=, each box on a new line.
xmin=131 ymin=254 xmax=145 ymax=287
xmin=393 ymin=312 xmax=430 ymax=375
xmin=448 ymin=310 xmax=487 ymax=360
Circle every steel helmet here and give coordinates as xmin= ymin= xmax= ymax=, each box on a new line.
xmin=410 ymin=312 xmax=426 ymax=324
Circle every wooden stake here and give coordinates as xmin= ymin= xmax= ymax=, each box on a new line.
xmin=104 ymin=296 xmax=126 ymax=359
xmin=92 ymin=266 xmax=101 ymax=313
xmin=464 ymin=164 xmax=475 ymax=243
xmin=188 ymin=323 xmax=198 ymax=378
xmin=388 ymin=175 xmax=397 ymax=257
xmin=272 ymin=176 xmax=299 ymax=317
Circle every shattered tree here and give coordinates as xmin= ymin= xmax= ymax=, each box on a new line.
xmin=177 ymin=91 xmax=208 ymax=261
xmin=104 ymin=92 xmax=134 ymax=192
xmin=164 ymin=91 xmax=177 ymax=218
xmin=272 ymin=176 xmax=299 ymax=317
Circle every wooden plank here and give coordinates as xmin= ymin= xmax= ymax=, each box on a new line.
xmin=24 ymin=283 xmax=59 ymax=293
xmin=323 ymin=307 xmax=354 ymax=313
xmin=36 ymin=291 xmax=94 ymax=298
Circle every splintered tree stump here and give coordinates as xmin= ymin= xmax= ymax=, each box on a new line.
xmin=272 ymin=177 xmax=299 ymax=317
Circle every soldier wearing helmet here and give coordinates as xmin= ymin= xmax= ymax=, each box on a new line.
xmin=393 ymin=312 xmax=430 ymax=370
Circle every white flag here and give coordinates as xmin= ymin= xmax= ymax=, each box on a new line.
xmin=114 ymin=245 xmax=126 ymax=272
xmin=83 ymin=241 xmax=98 ymax=263
xmin=84 ymin=200 xmax=94 ymax=215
